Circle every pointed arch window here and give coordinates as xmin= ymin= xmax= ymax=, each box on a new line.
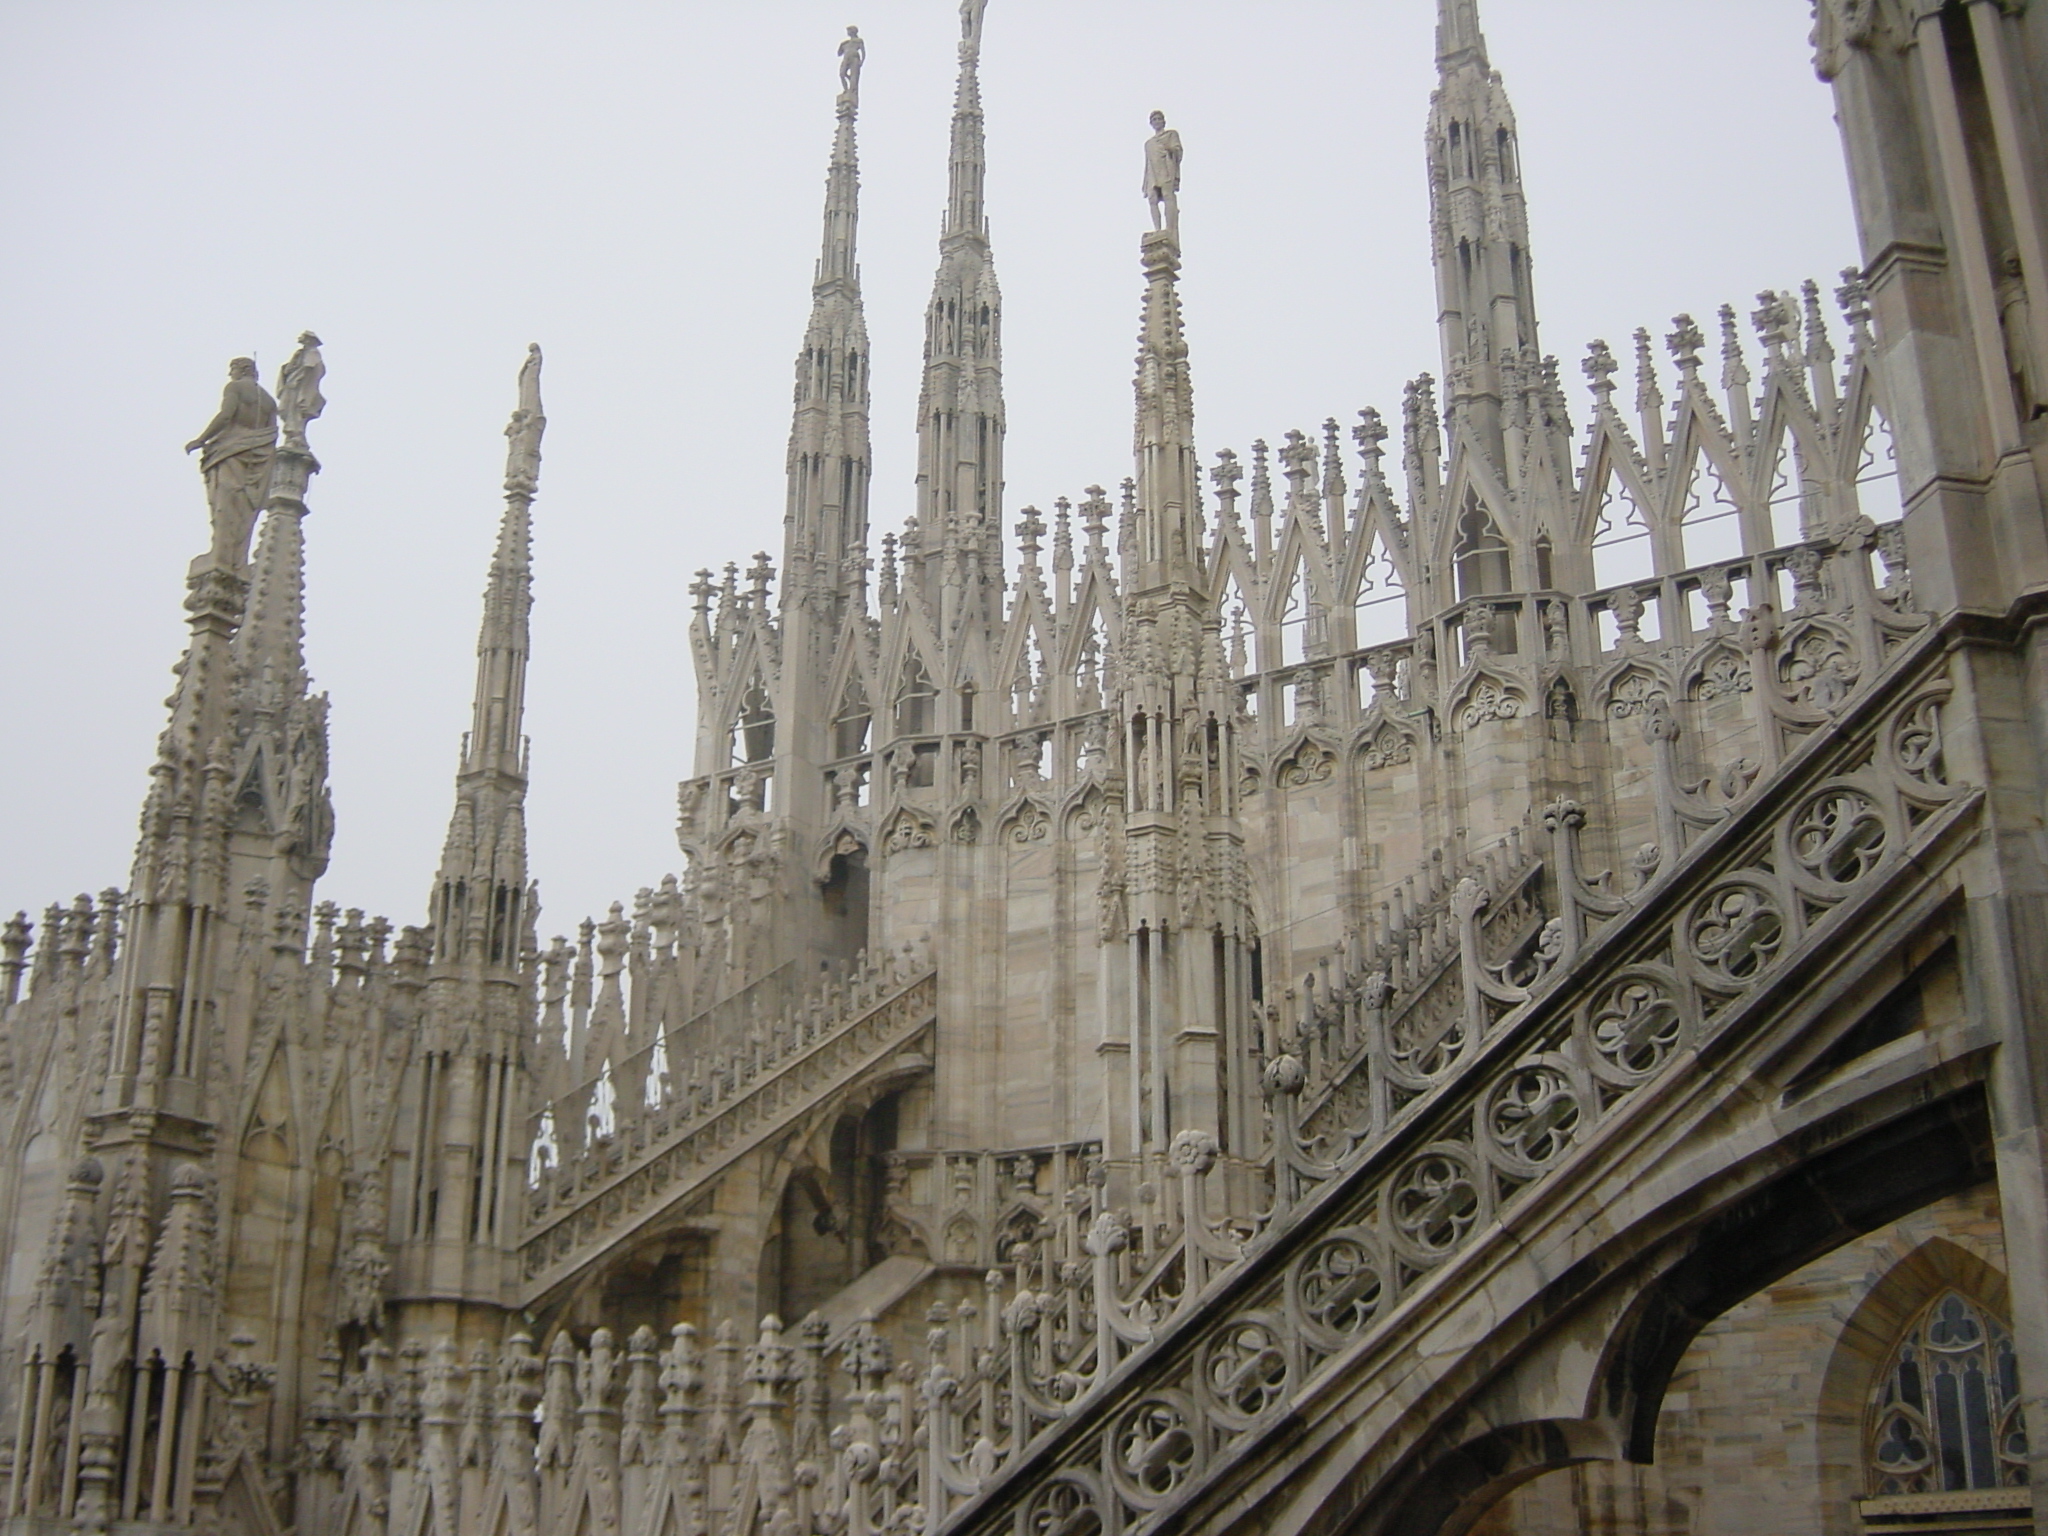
xmin=896 ymin=655 xmax=938 ymax=736
xmin=833 ymin=679 xmax=872 ymax=759
xmin=1868 ymin=1290 xmax=2029 ymax=1497
xmin=1454 ymin=500 xmax=1512 ymax=600
xmin=733 ymin=678 xmax=775 ymax=765
xmin=1353 ymin=535 xmax=1408 ymax=648
xmin=1278 ymin=562 xmax=1313 ymax=667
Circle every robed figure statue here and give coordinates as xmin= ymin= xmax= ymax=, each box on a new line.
xmin=185 ymin=357 xmax=278 ymax=568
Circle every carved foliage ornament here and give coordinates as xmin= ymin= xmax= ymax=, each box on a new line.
xmin=1455 ymin=677 xmax=1525 ymax=731
xmin=1358 ymin=720 xmax=1414 ymax=771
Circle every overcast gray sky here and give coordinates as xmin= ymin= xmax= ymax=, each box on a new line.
xmin=0 ymin=0 xmax=1853 ymax=941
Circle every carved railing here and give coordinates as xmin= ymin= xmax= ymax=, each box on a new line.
xmin=518 ymin=947 xmax=936 ymax=1306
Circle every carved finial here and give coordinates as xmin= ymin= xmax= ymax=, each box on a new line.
xmin=1080 ymin=486 xmax=1110 ymax=554
xmin=1582 ymin=339 xmax=1618 ymax=401
xmin=1719 ymin=304 xmax=1750 ymax=393
xmin=1632 ymin=328 xmax=1661 ymax=416
xmin=1015 ymin=508 xmax=1045 ymax=561
xmin=1665 ymin=314 xmax=1704 ymax=374
xmin=1211 ymin=447 xmax=1244 ymax=510
xmin=1836 ymin=266 xmax=1872 ymax=335
xmin=1752 ymin=289 xmax=1798 ymax=353
xmin=1352 ymin=408 xmax=1388 ymax=474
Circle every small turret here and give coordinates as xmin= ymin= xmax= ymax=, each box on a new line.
xmin=783 ymin=34 xmax=873 ymax=613
xmin=911 ymin=0 xmax=1007 ymax=626
xmin=396 ymin=348 xmax=545 ymax=1303
xmin=428 ymin=345 xmax=542 ymax=972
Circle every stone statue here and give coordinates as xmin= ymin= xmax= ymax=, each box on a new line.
xmin=1995 ymin=251 xmax=2042 ymax=420
xmin=961 ymin=0 xmax=988 ymax=49
xmin=1143 ymin=110 xmax=1183 ymax=234
xmin=506 ymin=343 xmax=546 ymax=490
xmin=837 ymin=26 xmax=865 ymax=100
xmin=275 ymin=331 xmax=326 ymax=455
xmin=184 ymin=356 xmax=278 ymax=568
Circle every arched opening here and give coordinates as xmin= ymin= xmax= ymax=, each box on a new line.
xmin=769 ymin=1094 xmax=901 ymax=1326
xmin=1454 ymin=501 xmax=1512 ymax=600
xmin=588 ymin=1229 xmax=713 ymax=1343
xmin=896 ymin=655 xmax=937 ymax=736
xmin=732 ymin=677 xmax=774 ymax=766
xmin=820 ymin=844 xmax=869 ymax=969
xmin=1343 ymin=1093 xmax=1996 ymax=1536
xmin=833 ymin=678 xmax=872 ymax=758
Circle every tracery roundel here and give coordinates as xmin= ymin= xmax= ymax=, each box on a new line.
xmin=1790 ymin=786 xmax=1887 ymax=886
xmin=1390 ymin=1147 xmax=1481 ymax=1259
xmin=1487 ymin=1064 xmax=1581 ymax=1168
xmin=1108 ymin=1394 xmax=1199 ymax=1505
xmin=1291 ymin=1230 xmax=1389 ymax=1347
xmin=1198 ymin=1315 xmax=1290 ymax=1425
xmin=1588 ymin=971 xmax=1683 ymax=1079
xmin=1687 ymin=879 xmax=1785 ymax=985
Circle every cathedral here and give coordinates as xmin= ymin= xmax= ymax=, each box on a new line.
xmin=3 ymin=1 xmax=2047 ymax=1533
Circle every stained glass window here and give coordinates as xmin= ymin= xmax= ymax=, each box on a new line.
xmin=1869 ymin=1291 xmax=2029 ymax=1495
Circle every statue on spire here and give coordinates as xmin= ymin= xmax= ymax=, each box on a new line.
xmin=505 ymin=343 xmax=545 ymax=493
xmin=1143 ymin=110 xmax=1182 ymax=235
xmin=960 ymin=0 xmax=988 ymax=52
xmin=184 ymin=356 xmax=278 ymax=569
xmin=275 ymin=331 xmax=326 ymax=456
xmin=837 ymin=26 xmax=865 ymax=102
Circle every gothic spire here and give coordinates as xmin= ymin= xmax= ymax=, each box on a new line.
xmin=235 ymin=333 xmax=325 ymax=703
xmin=1427 ymin=0 xmax=1539 ymax=453
xmin=224 ymin=332 xmax=335 ymax=906
xmin=944 ymin=1 xmax=991 ymax=242
xmin=912 ymin=0 xmax=1005 ymax=620
xmin=784 ymin=30 xmax=873 ymax=607
xmin=429 ymin=346 xmax=541 ymax=969
xmin=1435 ymin=0 xmax=1488 ymax=69
xmin=1130 ymin=110 xmax=1201 ymax=594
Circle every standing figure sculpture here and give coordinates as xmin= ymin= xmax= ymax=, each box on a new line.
xmin=184 ymin=357 xmax=278 ymax=569
xmin=506 ymin=343 xmax=546 ymax=490
xmin=1144 ymin=109 xmax=1183 ymax=235
xmin=961 ymin=0 xmax=988 ymax=51
xmin=838 ymin=26 xmax=865 ymax=100
xmin=275 ymin=331 xmax=326 ymax=455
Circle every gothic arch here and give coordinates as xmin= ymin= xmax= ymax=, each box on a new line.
xmin=1595 ymin=1091 xmax=1993 ymax=1471
xmin=1443 ymin=657 xmax=1528 ymax=734
xmin=1812 ymin=1231 xmax=2014 ymax=1534
xmin=1360 ymin=1418 xmax=1623 ymax=1536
